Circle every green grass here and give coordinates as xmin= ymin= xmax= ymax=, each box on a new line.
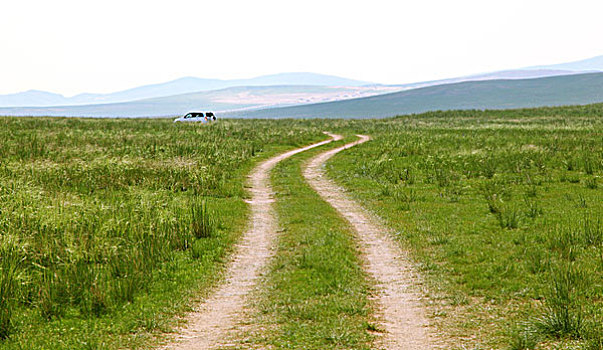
xmin=0 ymin=117 xmax=325 ymax=349
xmin=1 ymin=104 xmax=602 ymax=349
xmin=323 ymin=106 xmax=603 ymax=349
xmin=246 ymin=137 xmax=374 ymax=349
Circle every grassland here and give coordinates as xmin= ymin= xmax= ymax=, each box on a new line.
xmin=1 ymin=104 xmax=601 ymax=350
xmin=246 ymin=138 xmax=374 ymax=349
xmin=325 ymin=105 xmax=603 ymax=349
xmin=0 ymin=117 xmax=324 ymax=349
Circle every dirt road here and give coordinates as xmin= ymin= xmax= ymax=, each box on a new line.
xmin=165 ymin=134 xmax=341 ymax=350
xmin=303 ymin=134 xmax=434 ymax=350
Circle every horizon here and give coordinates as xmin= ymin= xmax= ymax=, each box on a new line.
xmin=4 ymin=57 xmax=603 ymax=98
xmin=2 ymin=0 xmax=603 ymax=96
xmin=6 ymin=72 xmax=377 ymax=97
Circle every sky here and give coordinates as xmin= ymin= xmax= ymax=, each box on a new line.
xmin=1 ymin=0 xmax=603 ymax=96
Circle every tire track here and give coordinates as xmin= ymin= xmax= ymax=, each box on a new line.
xmin=165 ymin=134 xmax=341 ymax=350
xmin=303 ymin=134 xmax=434 ymax=350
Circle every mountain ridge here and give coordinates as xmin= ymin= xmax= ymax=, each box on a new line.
xmin=0 ymin=72 xmax=372 ymax=108
xmin=221 ymin=72 xmax=603 ymax=119
xmin=0 ymin=84 xmax=400 ymax=117
xmin=4 ymin=72 xmax=603 ymax=118
xmin=3 ymin=54 xmax=603 ymax=113
xmin=525 ymin=55 xmax=603 ymax=72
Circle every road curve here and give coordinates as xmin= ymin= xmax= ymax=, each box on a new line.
xmin=165 ymin=134 xmax=341 ymax=350
xmin=303 ymin=134 xmax=434 ymax=350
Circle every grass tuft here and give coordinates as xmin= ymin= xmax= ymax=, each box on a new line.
xmin=0 ymin=238 xmax=21 ymax=339
xmin=191 ymin=199 xmax=216 ymax=239
xmin=535 ymin=262 xmax=585 ymax=339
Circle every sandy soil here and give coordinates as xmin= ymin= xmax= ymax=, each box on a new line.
xmin=164 ymin=135 xmax=339 ymax=350
xmin=303 ymin=134 xmax=436 ymax=350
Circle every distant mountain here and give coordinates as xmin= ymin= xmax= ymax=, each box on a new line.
xmin=390 ymin=69 xmax=586 ymax=90
xmin=3 ymin=54 xmax=603 ymax=114
xmin=0 ymin=90 xmax=67 ymax=107
xmin=525 ymin=55 xmax=603 ymax=72
xmin=5 ymin=73 xmax=603 ymax=118
xmin=0 ymin=73 xmax=372 ymax=108
xmin=221 ymin=72 xmax=603 ymax=119
xmin=231 ymin=72 xmax=371 ymax=87
xmin=464 ymin=69 xmax=587 ymax=80
xmin=0 ymin=85 xmax=399 ymax=117
xmin=3 ymin=69 xmax=582 ymax=109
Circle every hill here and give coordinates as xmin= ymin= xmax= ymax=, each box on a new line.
xmin=0 ymin=85 xmax=399 ymax=117
xmin=389 ymin=69 xmax=586 ymax=90
xmin=0 ymin=73 xmax=372 ymax=108
xmin=525 ymin=55 xmax=603 ymax=71
xmin=222 ymin=72 xmax=603 ymax=118
xmin=0 ymin=90 xmax=67 ymax=107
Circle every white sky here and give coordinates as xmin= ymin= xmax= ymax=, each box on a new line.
xmin=1 ymin=0 xmax=602 ymax=96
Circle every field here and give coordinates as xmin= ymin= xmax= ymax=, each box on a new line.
xmin=255 ymin=138 xmax=374 ymax=349
xmin=0 ymin=104 xmax=602 ymax=350
xmin=0 ymin=117 xmax=323 ymax=348
xmin=325 ymin=105 xmax=603 ymax=349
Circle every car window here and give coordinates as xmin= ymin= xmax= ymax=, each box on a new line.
xmin=185 ymin=114 xmax=192 ymax=118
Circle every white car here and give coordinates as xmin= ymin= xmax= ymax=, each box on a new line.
xmin=174 ymin=111 xmax=216 ymax=123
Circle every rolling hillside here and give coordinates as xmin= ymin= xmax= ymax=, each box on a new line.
xmin=0 ymin=85 xmax=399 ymax=117
xmin=4 ymin=72 xmax=603 ymax=119
xmin=222 ymin=72 xmax=603 ymax=118
xmin=392 ymin=68 xmax=587 ymax=90
xmin=526 ymin=54 xmax=603 ymax=71
xmin=0 ymin=73 xmax=372 ymax=108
